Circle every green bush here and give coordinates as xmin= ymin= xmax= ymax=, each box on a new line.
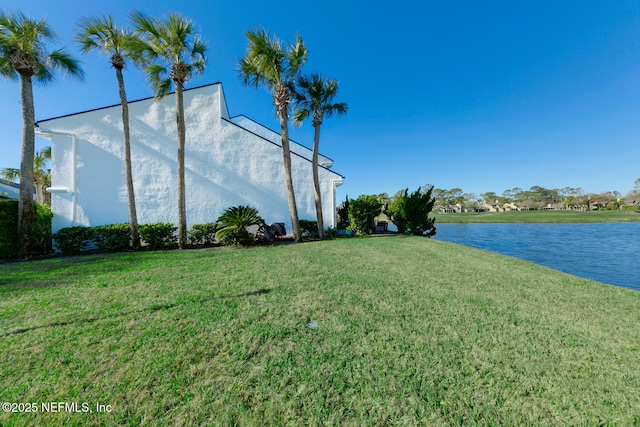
xmin=0 ymin=200 xmax=52 ymax=258
xmin=216 ymin=205 xmax=263 ymax=246
xmin=91 ymin=224 xmax=131 ymax=252
xmin=325 ymin=226 xmax=338 ymax=238
xmin=32 ymin=204 xmax=53 ymax=253
xmin=0 ymin=200 xmax=19 ymax=258
xmin=188 ymin=223 xmax=218 ymax=245
xmin=299 ymin=219 xmax=318 ymax=236
xmin=348 ymin=195 xmax=382 ymax=235
xmin=139 ymin=223 xmax=178 ymax=250
xmin=388 ymin=187 xmax=437 ymax=237
xmin=336 ymin=196 xmax=350 ymax=229
xmin=52 ymin=226 xmax=92 ymax=255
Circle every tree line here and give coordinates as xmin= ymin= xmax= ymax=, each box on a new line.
xmin=428 ymin=180 xmax=640 ymax=210
xmin=1 ymin=10 xmax=346 ymax=257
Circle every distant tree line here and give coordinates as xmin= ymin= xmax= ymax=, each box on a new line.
xmin=428 ymin=180 xmax=640 ymax=211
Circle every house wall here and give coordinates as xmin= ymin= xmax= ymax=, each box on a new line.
xmin=230 ymin=115 xmax=333 ymax=168
xmin=39 ymin=83 xmax=344 ymax=234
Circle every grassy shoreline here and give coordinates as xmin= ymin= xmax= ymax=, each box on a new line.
xmin=1 ymin=237 xmax=639 ymax=425
xmin=433 ymin=209 xmax=640 ymax=223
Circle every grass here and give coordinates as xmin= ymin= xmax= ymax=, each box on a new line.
xmin=433 ymin=209 xmax=640 ymax=223
xmin=1 ymin=236 xmax=640 ymax=426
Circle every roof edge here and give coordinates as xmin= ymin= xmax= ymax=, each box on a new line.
xmin=230 ymin=114 xmax=335 ymax=164
xmin=38 ymin=82 xmax=224 ymax=124
xmin=222 ymin=117 xmax=344 ymax=179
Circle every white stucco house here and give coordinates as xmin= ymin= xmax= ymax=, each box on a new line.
xmin=36 ymin=83 xmax=344 ymax=234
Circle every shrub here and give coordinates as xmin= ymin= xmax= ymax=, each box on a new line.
xmin=91 ymin=224 xmax=131 ymax=252
xmin=325 ymin=226 xmax=338 ymax=238
xmin=299 ymin=219 xmax=318 ymax=236
xmin=139 ymin=223 xmax=178 ymax=250
xmin=52 ymin=226 xmax=92 ymax=255
xmin=348 ymin=195 xmax=382 ymax=235
xmin=188 ymin=223 xmax=218 ymax=245
xmin=0 ymin=200 xmax=19 ymax=258
xmin=336 ymin=196 xmax=350 ymax=229
xmin=0 ymin=200 xmax=52 ymax=258
xmin=32 ymin=204 xmax=53 ymax=254
xmin=388 ymin=187 xmax=437 ymax=237
xmin=216 ymin=205 xmax=263 ymax=246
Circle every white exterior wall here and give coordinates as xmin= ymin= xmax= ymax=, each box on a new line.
xmin=230 ymin=115 xmax=334 ymax=168
xmin=38 ymin=83 xmax=344 ymax=234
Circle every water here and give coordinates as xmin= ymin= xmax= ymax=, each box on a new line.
xmin=433 ymin=223 xmax=640 ymax=291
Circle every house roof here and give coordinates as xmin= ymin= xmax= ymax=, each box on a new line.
xmin=0 ymin=178 xmax=19 ymax=189
xmin=229 ymin=114 xmax=334 ymax=166
xmin=38 ymin=82 xmax=226 ymax=124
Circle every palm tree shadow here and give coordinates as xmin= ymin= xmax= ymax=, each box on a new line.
xmin=1 ymin=288 xmax=271 ymax=337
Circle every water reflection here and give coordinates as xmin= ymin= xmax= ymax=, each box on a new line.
xmin=434 ymin=223 xmax=640 ymax=291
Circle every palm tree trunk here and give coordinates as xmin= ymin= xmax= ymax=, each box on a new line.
xmin=116 ymin=67 xmax=140 ymax=249
xmin=278 ymin=109 xmax=302 ymax=243
xmin=175 ymin=82 xmax=187 ymax=249
xmin=18 ymin=73 xmax=35 ymax=258
xmin=312 ymin=124 xmax=324 ymax=238
xmin=35 ymin=183 xmax=44 ymax=206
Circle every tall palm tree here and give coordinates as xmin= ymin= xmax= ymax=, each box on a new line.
xmin=237 ymin=27 xmax=307 ymax=243
xmin=76 ymin=15 xmax=140 ymax=249
xmin=293 ymin=73 xmax=347 ymax=238
xmin=0 ymin=11 xmax=83 ymax=257
xmin=1 ymin=146 xmax=51 ymax=205
xmin=129 ymin=11 xmax=206 ymax=250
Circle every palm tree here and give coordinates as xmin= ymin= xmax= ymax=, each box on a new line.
xmin=237 ymin=27 xmax=307 ymax=243
xmin=0 ymin=11 xmax=83 ymax=257
xmin=129 ymin=11 xmax=207 ymax=250
xmin=293 ymin=73 xmax=347 ymax=238
xmin=76 ymin=15 xmax=140 ymax=249
xmin=1 ymin=146 xmax=51 ymax=205
xmin=215 ymin=205 xmax=264 ymax=246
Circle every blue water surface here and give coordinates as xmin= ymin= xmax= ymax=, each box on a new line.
xmin=433 ymin=223 xmax=640 ymax=291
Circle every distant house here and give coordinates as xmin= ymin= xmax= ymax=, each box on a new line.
xmin=542 ymin=203 xmax=564 ymax=210
xmin=437 ymin=206 xmax=456 ymax=214
xmin=481 ymin=202 xmax=502 ymax=212
xmin=36 ymin=83 xmax=345 ymax=234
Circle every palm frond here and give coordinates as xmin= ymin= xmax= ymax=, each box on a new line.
xmin=326 ymin=101 xmax=348 ymax=118
xmin=286 ymin=33 xmax=307 ymax=80
xmin=292 ymin=73 xmax=347 ymax=125
xmin=130 ymin=11 xmax=206 ymax=93
xmin=0 ymin=11 xmax=83 ymax=84
xmin=145 ymin=63 xmax=171 ymax=98
xmin=237 ymin=26 xmax=307 ymax=96
xmin=48 ymin=49 xmax=84 ymax=81
xmin=0 ymin=168 xmax=20 ymax=181
xmin=0 ymin=55 xmax=16 ymax=79
xmin=292 ymin=107 xmax=310 ymax=127
xmin=75 ymin=14 xmax=134 ymax=67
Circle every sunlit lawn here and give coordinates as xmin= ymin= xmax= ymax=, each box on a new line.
xmin=1 ymin=236 xmax=639 ymax=425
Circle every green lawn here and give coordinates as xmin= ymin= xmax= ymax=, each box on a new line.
xmin=433 ymin=209 xmax=640 ymax=223
xmin=1 ymin=237 xmax=639 ymax=426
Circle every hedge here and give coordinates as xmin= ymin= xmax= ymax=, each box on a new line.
xmin=0 ymin=200 xmax=52 ymax=258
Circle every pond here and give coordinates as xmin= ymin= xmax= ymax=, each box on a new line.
xmin=433 ymin=223 xmax=640 ymax=291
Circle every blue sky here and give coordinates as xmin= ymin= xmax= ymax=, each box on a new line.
xmin=1 ymin=0 xmax=639 ymax=202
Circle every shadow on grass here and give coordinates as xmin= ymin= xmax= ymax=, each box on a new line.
xmin=0 ymin=288 xmax=271 ymax=337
